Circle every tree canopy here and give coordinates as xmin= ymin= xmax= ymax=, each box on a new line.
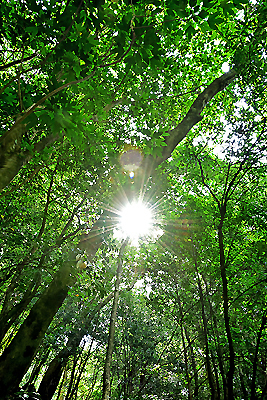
xmin=0 ymin=0 xmax=267 ymax=399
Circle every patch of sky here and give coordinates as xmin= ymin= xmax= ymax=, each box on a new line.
xmin=222 ymin=62 xmax=230 ymax=73
xmin=134 ymin=278 xmax=152 ymax=297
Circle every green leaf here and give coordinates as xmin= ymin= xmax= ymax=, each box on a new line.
xmin=200 ymin=21 xmax=211 ymax=33
xmin=73 ymin=63 xmax=81 ymax=78
xmin=25 ymin=26 xmax=38 ymax=36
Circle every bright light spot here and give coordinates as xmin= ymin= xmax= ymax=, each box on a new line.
xmin=235 ymin=99 xmax=248 ymax=110
xmin=118 ymin=200 xmax=152 ymax=244
xmin=222 ymin=62 xmax=230 ymax=73
xmin=134 ymin=278 xmax=144 ymax=289
xmin=134 ymin=278 xmax=152 ymax=297
xmin=152 ymin=228 xmax=164 ymax=239
xmin=129 ymin=171 xmax=134 ymax=178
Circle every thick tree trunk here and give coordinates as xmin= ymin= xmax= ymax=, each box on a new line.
xmin=0 ymin=264 xmax=74 ymax=398
xmin=38 ymin=292 xmax=113 ymax=400
xmin=24 ymin=349 xmax=51 ymax=389
xmin=153 ymin=69 xmax=236 ymax=167
xmin=0 ymin=131 xmax=58 ymax=192
xmin=0 ymin=271 xmax=41 ymax=343
xmin=0 ymin=121 xmax=26 ymax=191
xmin=39 ymin=356 xmax=65 ymax=400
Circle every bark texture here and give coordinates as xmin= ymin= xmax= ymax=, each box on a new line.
xmin=0 ymin=130 xmax=58 ymax=192
xmin=38 ymin=292 xmax=113 ymax=400
xmin=0 ymin=264 xmax=74 ymax=398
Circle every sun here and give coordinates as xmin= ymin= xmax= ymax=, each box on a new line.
xmin=118 ymin=200 xmax=153 ymax=243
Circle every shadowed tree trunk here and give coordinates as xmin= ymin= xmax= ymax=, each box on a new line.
xmin=38 ymin=292 xmax=114 ymax=400
xmin=194 ymin=259 xmax=217 ymax=400
xmin=218 ymin=211 xmax=235 ymax=400
xmin=203 ymin=274 xmax=227 ymax=399
xmin=0 ymin=263 xmax=74 ymax=398
xmin=0 ymin=274 xmax=41 ymax=343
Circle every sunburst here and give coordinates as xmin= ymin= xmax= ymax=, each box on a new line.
xmin=118 ymin=200 xmax=153 ymax=242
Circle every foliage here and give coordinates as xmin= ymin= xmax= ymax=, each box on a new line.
xmin=0 ymin=0 xmax=267 ymax=399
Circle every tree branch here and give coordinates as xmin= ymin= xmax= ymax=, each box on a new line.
xmin=0 ymin=164 xmax=43 ymax=199
xmin=0 ymin=54 xmax=37 ymax=72
xmin=196 ymin=155 xmax=221 ymax=209
xmin=0 ymin=133 xmax=59 ymax=191
xmin=154 ymin=69 xmax=237 ymax=166
xmin=4 ymin=72 xmax=95 ymax=136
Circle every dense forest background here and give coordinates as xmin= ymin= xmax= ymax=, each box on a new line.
xmin=0 ymin=0 xmax=267 ymax=399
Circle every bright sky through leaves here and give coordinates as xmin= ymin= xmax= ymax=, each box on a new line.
xmin=222 ymin=62 xmax=230 ymax=72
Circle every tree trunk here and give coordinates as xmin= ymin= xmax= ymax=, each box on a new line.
xmin=218 ymin=213 xmax=235 ymax=400
xmin=203 ymin=274 xmax=227 ymax=399
xmin=251 ymin=310 xmax=267 ymax=400
xmin=38 ymin=292 xmax=113 ymax=400
xmin=65 ymin=354 xmax=78 ymax=400
xmin=238 ymin=366 xmax=248 ymax=400
xmin=0 ymin=263 xmax=74 ymax=398
xmin=195 ymin=262 xmax=217 ymax=400
xmin=176 ymin=295 xmax=193 ymax=400
xmin=71 ymin=348 xmax=93 ymax=400
xmin=184 ymin=329 xmax=199 ymax=399
xmin=101 ymin=239 xmax=128 ymax=400
xmin=39 ymin=356 xmax=66 ymax=400
xmin=0 ymin=272 xmax=41 ymax=343
xmin=180 ymin=324 xmax=193 ymax=400
xmin=24 ymin=349 xmax=51 ymax=389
